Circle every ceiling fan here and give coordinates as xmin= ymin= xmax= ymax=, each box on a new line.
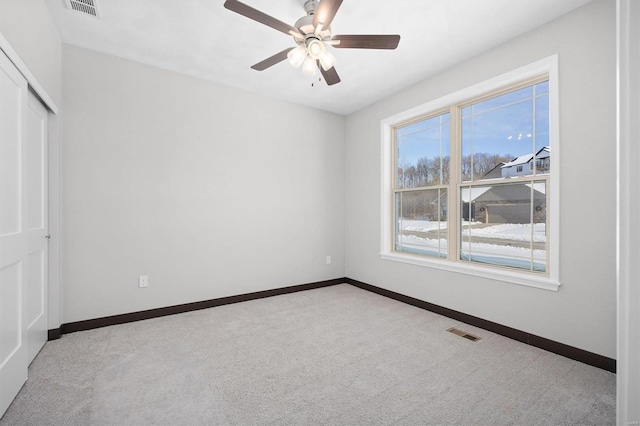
xmin=223 ymin=0 xmax=401 ymax=86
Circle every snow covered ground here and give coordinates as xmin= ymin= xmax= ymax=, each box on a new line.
xmin=399 ymin=219 xmax=446 ymax=232
xmin=398 ymin=220 xmax=546 ymax=243
xmin=397 ymin=219 xmax=547 ymax=270
xmin=461 ymin=222 xmax=546 ymax=243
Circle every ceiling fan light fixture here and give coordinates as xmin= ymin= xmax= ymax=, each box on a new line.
xmin=319 ymin=49 xmax=336 ymax=70
xmin=306 ymin=38 xmax=325 ymax=59
xmin=302 ymin=55 xmax=317 ymax=76
xmin=287 ymin=45 xmax=307 ymax=68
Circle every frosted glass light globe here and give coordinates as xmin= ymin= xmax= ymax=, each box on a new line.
xmin=287 ymin=45 xmax=307 ymax=68
xmin=306 ymin=39 xmax=325 ymax=60
xmin=302 ymin=55 xmax=317 ymax=76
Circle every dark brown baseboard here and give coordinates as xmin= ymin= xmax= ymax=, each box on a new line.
xmin=344 ymin=278 xmax=616 ymax=373
xmin=59 ymin=278 xmax=344 ymax=335
xmin=48 ymin=276 xmax=615 ymax=373
xmin=48 ymin=328 xmax=61 ymax=341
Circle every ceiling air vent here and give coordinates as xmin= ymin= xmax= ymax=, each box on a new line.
xmin=65 ymin=0 xmax=100 ymax=18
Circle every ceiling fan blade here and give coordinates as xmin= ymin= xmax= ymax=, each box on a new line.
xmin=320 ymin=64 xmax=341 ymax=86
xmin=224 ymin=0 xmax=301 ymax=36
xmin=332 ymin=34 xmax=401 ymax=49
xmin=251 ymin=48 xmax=294 ymax=71
xmin=313 ymin=0 xmax=343 ymax=28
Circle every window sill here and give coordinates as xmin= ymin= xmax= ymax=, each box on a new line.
xmin=379 ymin=252 xmax=561 ymax=291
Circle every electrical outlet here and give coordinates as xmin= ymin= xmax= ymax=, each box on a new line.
xmin=138 ymin=275 xmax=148 ymax=288
xmin=326 ymin=255 xmax=332 ymax=265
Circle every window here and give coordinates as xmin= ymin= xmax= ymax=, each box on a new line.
xmin=381 ymin=56 xmax=560 ymax=290
xmin=394 ymin=112 xmax=450 ymax=258
xmin=459 ymin=79 xmax=549 ymax=273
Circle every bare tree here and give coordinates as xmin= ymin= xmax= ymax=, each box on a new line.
xmin=400 ymin=152 xmax=513 ymax=188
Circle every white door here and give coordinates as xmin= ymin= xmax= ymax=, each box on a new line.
xmin=0 ymin=51 xmax=29 ymax=416
xmin=26 ymin=91 xmax=48 ymax=364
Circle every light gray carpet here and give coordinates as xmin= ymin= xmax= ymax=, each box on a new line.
xmin=0 ymin=284 xmax=615 ymax=425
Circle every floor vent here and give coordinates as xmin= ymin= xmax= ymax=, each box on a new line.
xmin=65 ymin=0 xmax=100 ymax=18
xmin=448 ymin=327 xmax=481 ymax=342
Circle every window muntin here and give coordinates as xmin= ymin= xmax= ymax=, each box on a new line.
xmin=392 ymin=77 xmax=550 ymax=275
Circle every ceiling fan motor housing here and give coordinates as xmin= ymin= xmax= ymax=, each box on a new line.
xmin=295 ymin=0 xmax=333 ymax=37
xmin=294 ymin=16 xmax=331 ymax=39
xmin=304 ymin=0 xmax=319 ymax=15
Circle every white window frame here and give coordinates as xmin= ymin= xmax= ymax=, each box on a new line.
xmin=380 ymin=55 xmax=560 ymax=291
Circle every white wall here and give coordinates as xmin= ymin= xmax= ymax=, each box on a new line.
xmin=61 ymin=45 xmax=345 ymax=323
xmin=0 ymin=0 xmax=61 ymax=105
xmin=345 ymin=0 xmax=616 ymax=358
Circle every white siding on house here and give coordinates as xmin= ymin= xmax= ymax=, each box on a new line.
xmin=500 ymin=147 xmax=550 ymax=178
xmin=501 ymin=153 xmax=535 ymax=177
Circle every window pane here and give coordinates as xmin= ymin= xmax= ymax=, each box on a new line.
xmin=460 ymin=181 xmax=546 ymax=272
xmin=535 ymin=80 xmax=549 ymax=95
xmin=461 ymin=81 xmax=549 ymax=181
xmin=396 ymin=113 xmax=450 ymax=188
xmin=395 ymin=189 xmax=447 ymax=258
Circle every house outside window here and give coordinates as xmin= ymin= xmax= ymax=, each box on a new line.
xmin=381 ymin=56 xmax=560 ymax=291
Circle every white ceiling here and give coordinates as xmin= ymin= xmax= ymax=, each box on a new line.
xmin=46 ymin=0 xmax=592 ymax=115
